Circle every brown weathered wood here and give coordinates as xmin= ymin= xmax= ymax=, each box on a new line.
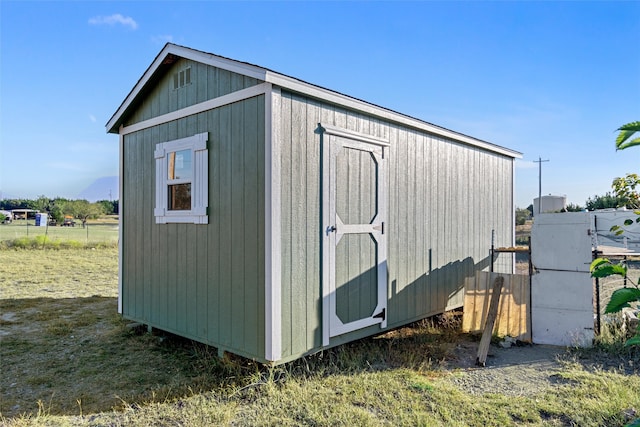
xmin=476 ymin=276 xmax=504 ymax=367
xmin=462 ymin=271 xmax=531 ymax=342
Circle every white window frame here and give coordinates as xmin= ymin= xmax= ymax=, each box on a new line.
xmin=154 ymin=132 xmax=208 ymax=224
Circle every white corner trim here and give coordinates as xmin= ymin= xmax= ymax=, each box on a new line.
xmin=265 ymin=84 xmax=282 ymax=362
xmin=320 ymin=124 xmax=390 ymax=147
xmin=118 ymin=127 xmax=124 ymax=314
xmin=121 ymin=83 xmax=270 ymax=136
xmin=511 ymin=158 xmax=517 ymax=274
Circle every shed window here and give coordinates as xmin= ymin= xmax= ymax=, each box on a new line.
xmin=154 ymin=133 xmax=208 ymax=224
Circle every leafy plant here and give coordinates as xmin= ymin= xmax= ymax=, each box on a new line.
xmin=612 ymin=173 xmax=640 ymax=210
xmin=562 ymin=203 xmax=584 ymax=212
xmin=590 ymin=258 xmax=640 ymax=346
xmin=609 ymin=209 xmax=640 ymax=236
xmin=515 ymin=207 xmax=531 ymax=226
xmin=590 ymin=121 xmax=640 ymax=348
xmin=585 ymin=192 xmax=625 ymax=210
xmin=615 ymin=121 xmax=640 ymax=151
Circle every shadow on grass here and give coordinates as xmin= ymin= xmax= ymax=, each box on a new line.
xmin=0 ymin=295 xmax=464 ymax=420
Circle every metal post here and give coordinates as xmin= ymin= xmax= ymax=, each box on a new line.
xmin=595 ymin=276 xmax=601 ymax=336
xmin=534 ymin=157 xmax=549 ymax=214
xmin=490 ymin=229 xmax=495 ymax=273
xmin=528 ymin=236 xmax=533 ymax=337
xmin=593 ymin=249 xmax=601 ymax=336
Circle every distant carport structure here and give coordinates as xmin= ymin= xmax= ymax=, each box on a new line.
xmin=11 ymin=209 xmax=38 ymax=220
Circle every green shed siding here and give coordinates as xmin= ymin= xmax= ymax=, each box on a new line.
xmin=125 ymin=57 xmax=261 ymax=128
xmin=278 ymin=90 xmax=513 ymax=361
xmin=278 ymin=92 xmax=323 ymax=358
xmin=386 ymin=128 xmax=513 ymax=326
xmin=121 ymin=62 xmax=267 ymax=360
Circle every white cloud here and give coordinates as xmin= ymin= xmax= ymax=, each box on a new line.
xmin=88 ymin=114 xmax=96 ymax=123
xmin=152 ymin=35 xmax=174 ymax=45
xmin=88 ymin=14 xmax=138 ymax=30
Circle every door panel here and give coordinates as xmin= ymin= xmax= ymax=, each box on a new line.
xmin=335 ymin=233 xmax=378 ymax=324
xmin=336 ymin=149 xmax=377 ymax=225
xmin=322 ymin=127 xmax=388 ymax=345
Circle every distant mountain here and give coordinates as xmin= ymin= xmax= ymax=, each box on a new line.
xmin=77 ymin=176 xmax=119 ymax=202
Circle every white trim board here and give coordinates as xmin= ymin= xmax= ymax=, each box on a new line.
xmin=320 ymin=124 xmax=390 ymax=147
xmin=121 ymin=83 xmax=269 ymax=136
xmin=107 ymin=44 xmax=522 ymax=159
xmin=117 ymin=127 xmax=124 ymax=314
xmin=106 ymin=44 xmax=269 ymax=133
xmin=264 ymin=84 xmax=282 ymax=362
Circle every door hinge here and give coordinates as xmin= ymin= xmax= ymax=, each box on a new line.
xmin=373 ymin=222 xmax=385 ymax=234
xmin=373 ymin=308 xmax=386 ymax=321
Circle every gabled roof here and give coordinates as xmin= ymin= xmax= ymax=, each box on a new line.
xmin=106 ymin=43 xmax=522 ymax=159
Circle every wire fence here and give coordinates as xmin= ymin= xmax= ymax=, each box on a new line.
xmin=594 ymin=255 xmax=640 ymax=314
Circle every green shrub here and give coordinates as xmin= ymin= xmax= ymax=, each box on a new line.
xmin=0 ymin=236 xmax=117 ymax=250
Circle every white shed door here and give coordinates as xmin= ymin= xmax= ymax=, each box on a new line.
xmin=531 ymin=212 xmax=594 ymax=347
xmin=321 ymin=127 xmax=388 ymax=346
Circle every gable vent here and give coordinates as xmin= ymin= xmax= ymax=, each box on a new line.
xmin=173 ymin=67 xmax=191 ymax=90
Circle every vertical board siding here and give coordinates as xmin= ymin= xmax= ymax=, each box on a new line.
xmin=290 ymin=94 xmax=308 ymax=355
xmin=279 ymin=90 xmax=514 ymax=360
xmin=125 ymin=58 xmax=262 ymax=128
xmin=121 ymin=61 xmax=266 ymax=360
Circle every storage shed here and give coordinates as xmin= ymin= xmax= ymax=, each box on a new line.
xmin=107 ymin=43 xmax=522 ymax=364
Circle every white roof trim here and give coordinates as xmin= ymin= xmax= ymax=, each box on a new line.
xmin=121 ymin=83 xmax=269 ymax=136
xmin=269 ymin=70 xmax=520 ymax=158
xmin=107 ymin=43 xmax=522 ymax=159
xmin=106 ymin=44 xmax=268 ymax=133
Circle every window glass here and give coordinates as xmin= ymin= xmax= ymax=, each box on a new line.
xmin=168 ymin=183 xmax=191 ymax=210
xmin=168 ymin=149 xmax=192 ymax=180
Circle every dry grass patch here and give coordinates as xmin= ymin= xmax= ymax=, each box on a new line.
xmin=2 ymin=247 xmax=640 ymax=426
xmin=0 ymin=248 xmax=119 ymax=300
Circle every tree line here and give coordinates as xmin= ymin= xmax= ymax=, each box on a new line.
xmin=0 ymin=196 xmax=118 ymax=227
xmin=515 ymin=180 xmax=640 ymax=226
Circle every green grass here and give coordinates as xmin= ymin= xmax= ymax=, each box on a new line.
xmin=0 ymin=220 xmax=118 ymax=248
xmin=1 ymin=248 xmax=639 ymax=426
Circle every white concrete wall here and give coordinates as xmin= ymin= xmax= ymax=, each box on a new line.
xmin=531 ymin=212 xmax=594 ymax=347
xmin=591 ymin=209 xmax=640 ymax=252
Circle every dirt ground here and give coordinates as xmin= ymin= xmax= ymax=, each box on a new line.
xmin=442 ymin=336 xmax=638 ymax=399
xmin=443 ymin=339 xmax=569 ymax=397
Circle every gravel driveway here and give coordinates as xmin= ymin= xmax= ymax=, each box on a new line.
xmin=443 ymin=340 xmax=569 ymax=397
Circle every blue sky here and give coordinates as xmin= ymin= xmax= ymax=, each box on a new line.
xmin=1 ymin=1 xmax=638 ymax=208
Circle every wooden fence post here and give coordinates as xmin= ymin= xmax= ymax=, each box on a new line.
xmin=476 ymin=275 xmax=504 ymax=367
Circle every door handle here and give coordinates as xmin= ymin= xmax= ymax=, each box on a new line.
xmin=326 ymin=225 xmax=336 ymax=235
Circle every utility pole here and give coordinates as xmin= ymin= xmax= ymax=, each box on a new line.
xmin=533 ymin=157 xmax=549 ymax=214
